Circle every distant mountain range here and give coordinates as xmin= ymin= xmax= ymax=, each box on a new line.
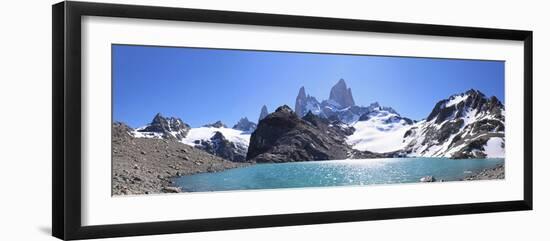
xmin=117 ymin=78 xmax=505 ymax=163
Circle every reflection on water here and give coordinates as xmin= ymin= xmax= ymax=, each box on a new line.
xmin=174 ymin=158 xmax=504 ymax=192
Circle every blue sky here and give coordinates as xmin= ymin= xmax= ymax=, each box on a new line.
xmin=113 ymin=45 xmax=504 ymax=128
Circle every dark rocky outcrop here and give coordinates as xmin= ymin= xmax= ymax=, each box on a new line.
xmin=295 ymin=86 xmax=322 ymax=118
xmin=246 ymin=105 xmax=380 ymax=163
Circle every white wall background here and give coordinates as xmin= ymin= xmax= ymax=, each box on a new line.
xmin=0 ymin=0 xmax=547 ymax=240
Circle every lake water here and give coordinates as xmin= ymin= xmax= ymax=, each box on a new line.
xmin=174 ymin=158 xmax=504 ymax=192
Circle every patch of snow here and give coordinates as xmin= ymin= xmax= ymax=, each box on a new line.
xmin=446 ymin=94 xmax=469 ymax=107
xmin=346 ymin=113 xmax=411 ymax=153
xmin=484 ymin=137 xmax=505 ymax=158
xmin=181 ymin=127 xmax=251 ymax=148
xmin=305 ymin=101 xmax=322 ymax=115
xmin=132 ymin=127 xmax=164 ymax=139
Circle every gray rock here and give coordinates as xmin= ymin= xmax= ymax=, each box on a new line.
xmin=247 ymin=105 xmax=382 ymax=163
xmin=329 ymin=78 xmax=355 ymax=108
xmin=420 ymin=176 xmax=436 ymax=182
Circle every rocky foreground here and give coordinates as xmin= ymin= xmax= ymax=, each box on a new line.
xmin=462 ymin=164 xmax=505 ymax=181
xmin=112 ymin=122 xmax=246 ymax=195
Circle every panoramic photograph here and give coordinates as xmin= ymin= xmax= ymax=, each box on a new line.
xmin=111 ymin=45 xmax=505 ymax=195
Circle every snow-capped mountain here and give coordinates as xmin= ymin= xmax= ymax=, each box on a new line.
xmin=346 ymin=102 xmax=414 ymax=153
xmin=186 ymin=130 xmax=249 ymax=162
xmin=294 ymin=79 xmax=373 ymax=123
xmin=181 ymin=126 xmax=251 ymax=162
xmin=129 ymin=82 xmax=504 ymax=161
xmin=133 ymin=113 xmax=190 ymax=141
xmin=131 ymin=114 xmax=251 ymax=162
xmin=232 ymin=117 xmax=257 ymax=132
xmin=295 ymin=86 xmax=323 ymax=118
xmin=402 ymin=89 xmax=505 ymax=158
xmin=292 ymin=79 xmax=505 ymax=158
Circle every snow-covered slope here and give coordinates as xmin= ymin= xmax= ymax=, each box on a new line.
xmin=484 ymin=137 xmax=505 ymax=158
xmin=181 ymin=127 xmax=251 ymax=162
xmin=181 ymin=127 xmax=251 ymax=148
xmin=132 ymin=113 xmax=190 ymax=141
xmin=346 ymin=108 xmax=412 ymax=153
xmin=130 ymin=114 xmax=252 ymax=162
xmin=402 ymin=89 xmax=505 ymax=158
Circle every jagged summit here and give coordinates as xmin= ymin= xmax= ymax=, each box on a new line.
xmin=329 ymin=78 xmax=355 ymax=108
xmin=135 ymin=113 xmax=190 ymax=140
xmin=258 ymin=105 xmax=269 ymax=122
xmin=295 ymin=86 xmax=322 ymax=118
xmin=427 ymin=89 xmax=503 ymax=124
xmin=293 ymin=78 xmax=404 ymax=124
xmin=203 ymin=120 xmax=227 ymax=128
xmin=275 ymin=105 xmax=294 ymax=113
xmin=232 ymin=117 xmax=257 ymax=132
xmin=403 ymin=89 xmax=505 ymax=158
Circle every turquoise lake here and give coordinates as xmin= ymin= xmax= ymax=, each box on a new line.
xmin=174 ymin=158 xmax=504 ymax=192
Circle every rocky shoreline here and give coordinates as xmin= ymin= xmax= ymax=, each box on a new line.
xmin=112 ymin=122 xmax=247 ymax=195
xmin=462 ymin=164 xmax=505 ymax=181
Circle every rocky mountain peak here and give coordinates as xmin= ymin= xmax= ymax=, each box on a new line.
xmin=329 ymin=78 xmax=355 ymax=108
xmin=232 ymin=117 xmax=257 ymax=132
xmin=258 ymin=105 xmax=269 ymax=122
xmin=211 ymin=131 xmax=227 ymax=141
xmin=193 ymin=131 xmax=247 ymax=162
xmin=294 ymin=86 xmax=322 ymax=118
xmin=136 ymin=113 xmax=190 ymax=140
xmin=203 ymin=121 xmax=227 ymax=128
xmin=297 ymin=86 xmax=306 ymax=99
xmin=275 ymin=105 xmax=294 ymax=114
xmin=427 ymin=89 xmax=503 ymax=124
xmin=368 ymin=102 xmax=380 ymax=109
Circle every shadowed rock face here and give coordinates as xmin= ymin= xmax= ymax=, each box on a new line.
xmin=329 ymin=78 xmax=355 ymax=108
xmin=137 ymin=113 xmax=190 ymax=140
xmin=246 ymin=105 xmax=380 ymax=163
xmin=194 ymin=131 xmax=248 ymax=162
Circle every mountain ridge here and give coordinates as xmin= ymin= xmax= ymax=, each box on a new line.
xmin=122 ymin=79 xmax=504 ymax=162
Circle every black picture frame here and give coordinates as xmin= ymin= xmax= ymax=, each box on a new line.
xmin=52 ymin=1 xmax=533 ymax=240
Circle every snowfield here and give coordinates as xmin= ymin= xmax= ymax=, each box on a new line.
xmin=484 ymin=137 xmax=505 ymax=158
xmin=346 ymin=111 xmax=411 ymax=153
xmin=181 ymin=127 xmax=251 ymax=148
